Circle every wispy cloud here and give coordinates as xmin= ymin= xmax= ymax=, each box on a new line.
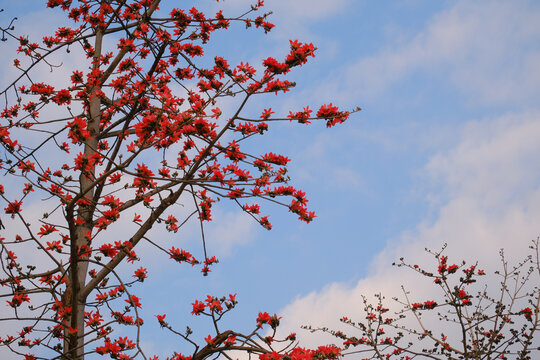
xmin=204 ymin=208 xmax=257 ymax=257
xmin=331 ymin=0 xmax=540 ymax=106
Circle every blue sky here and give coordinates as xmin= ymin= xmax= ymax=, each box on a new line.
xmin=1 ymin=0 xmax=540 ymax=358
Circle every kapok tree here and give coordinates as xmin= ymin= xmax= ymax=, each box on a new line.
xmin=0 ymin=1 xmax=356 ymax=359
xmin=307 ymin=240 xmax=540 ymax=359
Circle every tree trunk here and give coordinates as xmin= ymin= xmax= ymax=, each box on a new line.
xmin=64 ymin=26 xmax=104 ymax=360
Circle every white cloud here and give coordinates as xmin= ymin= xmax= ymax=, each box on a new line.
xmin=335 ymin=0 xmax=540 ymax=106
xmin=205 ymin=208 xmax=256 ymax=257
xmin=425 ymin=112 xmax=540 ymax=209
xmin=276 ymin=110 xmax=540 ymax=347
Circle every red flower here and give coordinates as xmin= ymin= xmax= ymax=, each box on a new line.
xmin=264 ymin=79 xmax=294 ymax=94
xmin=38 ymin=224 xmax=57 ymax=237
xmin=261 ymin=108 xmax=274 ymax=120
xmin=118 ymin=38 xmax=136 ymax=52
xmin=99 ymin=243 xmax=118 ymax=258
xmin=256 ymin=312 xmax=271 ymax=328
xmin=316 ymin=103 xmax=350 ymax=127
xmin=204 ymin=335 xmax=215 ymax=346
xmin=191 ymin=300 xmax=205 ymax=315
xmin=224 ymin=334 xmax=236 ymax=346
xmin=133 ymin=267 xmax=147 ymax=281
xmin=263 ymin=57 xmax=289 ymax=74
xmin=66 ymin=117 xmax=90 ymax=144
xmin=170 ymin=247 xmax=196 ymax=265
xmin=85 ymin=311 xmax=104 ymax=328
xmin=96 ymin=341 xmax=121 ymax=355
xmin=71 ymin=70 xmax=83 ymax=83
xmin=5 ymin=200 xmax=22 ymax=217
xmin=206 ymin=297 xmax=223 ymax=313
xmin=317 ymin=103 xmax=339 ymax=118
xmin=46 ymin=241 xmax=63 ymax=252
xmin=262 ymin=152 xmax=290 ymax=165
xmin=288 ymin=106 xmax=312 ymax=124
xmin=95 ymin=293 xmax=108 ymax=303
xmin=520 ymin=307 xmax=533 ymax=321
xmin=52 ymin=89 xmax=72 ymax=105
xmin=18 ymin=160 xmax=35 ymax=174
xmin=423 ymin=300 xmax=437 ymax=309
xmin=256 ymin=312 xmax=281 ymax=329
xmin=156 ymin=314 xmax=167 ymax=326
xmin=259 ymin=352 xmax=283 ymax=360
xmin=7 ymin=293 xmax=30 ymax=308
xmin=285 ymin=41 xmax=316 ymax=69
xmin=125 ymin=295 xmax=142 ymax=308
xmin=315 ymin=345 xmax=341 ymax=359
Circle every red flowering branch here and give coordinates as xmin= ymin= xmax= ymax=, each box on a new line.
xmin=305 ymin=240 xmax=540 ymax=359
xmin=155 ymin=294 xmax=340 ymax=360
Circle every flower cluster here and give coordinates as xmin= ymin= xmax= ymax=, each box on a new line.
xmin=191 ymin=294 xmax=237 ymax=316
